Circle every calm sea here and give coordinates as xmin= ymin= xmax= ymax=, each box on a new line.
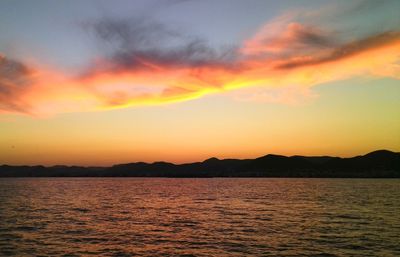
xmin=0 ymin=178 xmax=399 ymax=256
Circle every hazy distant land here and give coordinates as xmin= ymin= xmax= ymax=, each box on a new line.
xmin=1 ymin=150 xmax=399 ymax=178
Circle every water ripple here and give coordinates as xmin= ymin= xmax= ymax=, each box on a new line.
xmin=0 ymin=178 xmax=399 ymax=256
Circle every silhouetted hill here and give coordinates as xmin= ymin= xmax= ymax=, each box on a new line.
xmin=1 ymin=150 xmax=399 ymax=177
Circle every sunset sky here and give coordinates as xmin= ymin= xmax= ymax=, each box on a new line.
xmin=0 ymin=0 xmax=399 ymax=166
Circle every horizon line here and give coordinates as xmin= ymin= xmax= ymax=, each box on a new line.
xmin=1 ymin=149 xmax=397 ymax=168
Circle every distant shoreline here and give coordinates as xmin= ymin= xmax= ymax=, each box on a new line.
xmin=1 ymin=150 xmax=399 ymax=178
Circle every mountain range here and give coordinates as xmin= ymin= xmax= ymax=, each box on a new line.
xmin=1 ymin=150 xmax=399 ymax=177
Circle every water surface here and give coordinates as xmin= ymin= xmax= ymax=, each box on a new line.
xmin=0 ymin=178 xmax=399 ymax=256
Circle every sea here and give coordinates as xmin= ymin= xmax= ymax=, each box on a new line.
xmin=0 ymin=178 xmax=399 ymax=256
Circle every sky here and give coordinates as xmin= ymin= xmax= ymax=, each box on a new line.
xmin=0 ymin=0 xmax=399 ymax=166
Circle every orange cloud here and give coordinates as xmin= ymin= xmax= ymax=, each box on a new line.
xmin=1 ymin=15 xmax=400 ymax=116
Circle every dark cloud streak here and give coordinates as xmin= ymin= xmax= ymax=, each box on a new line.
xmin=276 ymin=31 xmax=400 ymax=69
xmin=83 ymin=16 xmax=238 ymax=75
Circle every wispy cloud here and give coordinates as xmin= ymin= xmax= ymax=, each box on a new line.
xmin=274 ymin=31 xmax=400 ymax=69
xmin=0 ymin=55 xmax=34 ymax=113
xmin=82 ymin=16 xmax=237 ymax=73
xmin=1 ymin=1 xmax=400 ymax=116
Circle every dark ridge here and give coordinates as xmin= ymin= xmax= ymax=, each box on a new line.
xmin=1 ymin=150 xmax=399 ymax=178
xmin=203 ymin=157 xmax=220 ymax=163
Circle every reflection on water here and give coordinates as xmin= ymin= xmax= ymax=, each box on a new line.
xmin=0 ymin=178 xmax=399 ymax=256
